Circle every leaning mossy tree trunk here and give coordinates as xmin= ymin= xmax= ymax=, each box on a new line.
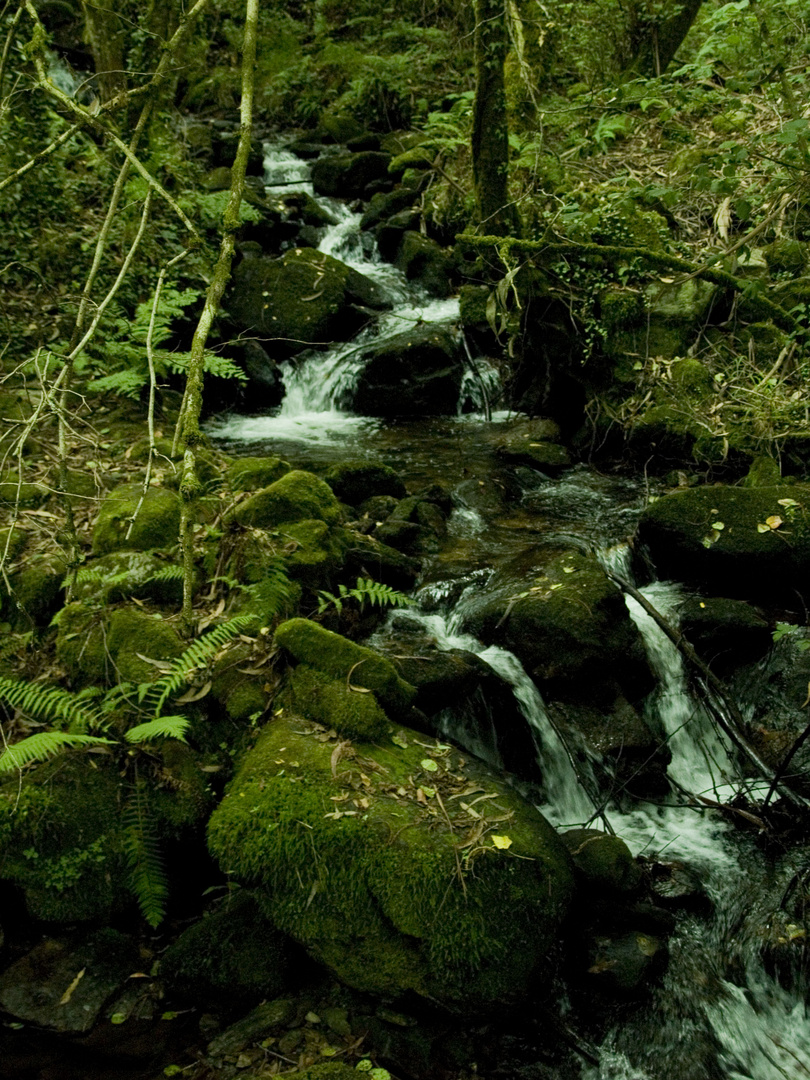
xmin=174 ymin=0 xmax=259 ymax=633
xmin=623 ymin=0 xmax=705 ymax=78
xmin=472 ymin=0 xmax=516 ymax=235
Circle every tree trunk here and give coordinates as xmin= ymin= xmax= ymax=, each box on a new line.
xmin=472 ymin=0 xmax=515 ymax=235
xmin=81 ymin=1 xmax=127 ymax=103
xmin=624 ymin=0 xmax=705 ymax=78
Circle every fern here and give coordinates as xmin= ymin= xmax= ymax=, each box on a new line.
xmin=0 ymin=732 xmax=114 ymax=774
xmin=141 ymin=614 xmax=259 ymax=716
xmin=0 ymin=677 xmax=101 ymax=733
xmin=122 ymin=781 xmax=168 ymax=928
xmin=126 ymin=716 xmax=190 ymax=744
xmin=317 ymin=577 xmax=414 ymax=616
xmin=238 ymin=559 xmax=297 ymax=619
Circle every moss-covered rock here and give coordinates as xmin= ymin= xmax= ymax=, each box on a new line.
xmin=281 ymin=1066 xmax=357 ymax=1080
xmin=311 ymin=151 xmax=392 ymax=198
xmin=56 ymin=604 xmax=184 ymax=686
xmin=128 ymin=437 xmax=220 ymax=489
xmin=742 ymin=455 xmax=781 ymax=487
xmin=275 ymin=618 xmax=416 ymax=718
xmin=2 ymin=553 xmax=66 ymax=630
xmin=637 ymin=484 xmax=810 ymax=599
xmin=92 ymin=483 xmax=182 ymax=556
xmin=561 ymin=829 xmax=642 ymax=892
xmin=343 ymin=530 xmax=420 ymax=591
xmin=394 ymin=231 xmax=451 ymax=298
xmin=161 ymin=891 xmax=290 ymax=1011
xmin=0 ymin=473 xmax=49 ymax=508
xmin=289 ymin=663 xmax=391 ymax=741
xmin=207 ymin=715 xmax=574 ymax=1008
xmin=464 ymin=551 xmax=653 ymax=701
xmin=495 ymin=433 xmax=571 ymax=474
xmin=323 ymin=461 xmax=406 ymax=505
xmin=353 ymin=326 xmax=464 ymax=417
xmin=678 ymin=595 xmax=771 ymax=671
xmin=211 ymin=642 xmax=269 ymax=722
xmin=0 ymin=757 xmax=126 ymax=922
xmin=231 ymin=470 xmax=342 ymax=530
xmin=282 ymin=520 xmax=350 ymax=587
xmin=227 ymin=247 xmax=389 ymax=355
xmin=225 ymin=456 xmax=291 ymax=492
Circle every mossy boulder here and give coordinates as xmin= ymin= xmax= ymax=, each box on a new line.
xmin=495 ymin=430 xmax=571 ymax=474
xmin=207 ymin=715 xmax=574 ymax=1008
xmin=561 ymin=829 xmax=642 ymax=892
xmin=323 ymin=461 xmax=406 ymax=505
xmin=637 ymin=484 xmax=810 ymax=599
xmin=353 ymin=326 xmax=464 ymax=417
xmin=288 ymin=663 xmax=391 ymax=741
xmin=275 ymin=618 xmax=416 ymax=719
xmin=92 ymin=483 xmax=182 ymax=556
xmin=678 ymin=596 xmax=771 ymax=671
xmin=225 ymin=456 xmax=291 ymax=492
xmin=344 ymin=531 xmax=420 ymax=591
xmin=0 ymin=757 xmax=126 ymax=922
xmin=742 ymin=455 xmax=781 ymax=487
xmin=227 ymin=248 xmax=389 ymax=355
xmin=56 ymin=604 xmax=184 ymax=686
xmin=161 ymin=892 xmax=291 ymax=1011
xmin=394 ymin=231 xmax=451 ymax=298
xmin=2 ymin=553 xmax=66 ymax=630
xmin=0 ymin=473 xmax=49 ymax=508
xmin=360 ymin=186 xmax=420 ymax=231
xmin=211 ymin=642 xmax=269 ymax=722
xmin=464 ymin=551 xmax=653 ymax=701
xmin=231 ymin=470 xmax=342 ymax=530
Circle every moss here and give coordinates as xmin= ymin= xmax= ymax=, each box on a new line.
xmin=207 ymin=715 xmax=574 ymax=1007
xmin=211 ymin=643 xmax=269 ymax=721
xmin=129 ymin=437 xmax=220 ymax=489
xmin=388 ymin=146 xmax=434 ymax=174
xmin=0 ymin=474 xmax=49 ymax=508
xmin=56 ymin=603 xmax=183 ymax=686
xmin=225 ymin=456 xmax=291 ymax=492
xmin=764 ymin=239 xmax=808 ymax=276
xmin=322 ymin=461 xmax=406 ymax=505
xmin=92 ymin=483 xmax=182 ymax=556
xmin=0 ymin=757 xmax=125 ymax=922
xmin=232 ymin=470 xmax=342 ymax=530
xmin=275 ymin=618 xmax=416 ymax=718
xmin=670 ymin=358 xmax=713 ymax=396
xmin=289 ymin=663 xmax=390 ymax=741
xmin=73 ymin=551 xmax=183 ymax=606
xmin=2 ymin=554 xmax=66 ymax=630
xmin=561 ymin=829 xmax=641 ymax=891
xmin=599 ymin=286 xmax=645 ymax=333
xmin=743 ymin=455 xmax=782 ymax=487
xmin=161 ymin=891 xmax=290 ymax=1011
xmin=458 ymin=284 xmax=491 ymax=328
xmin=495 ymin=437 xmax=571 ymax=474
xmin=0 ymin=526 xmax=26 ymax=562
xmin=281 ymin=519 xmax=350 ymax=587
xmin=343 ymin=530 xmax=420 ymax=591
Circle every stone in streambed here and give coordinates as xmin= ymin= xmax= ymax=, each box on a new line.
xmin=353 ymin=326 xmax=465 ymax=417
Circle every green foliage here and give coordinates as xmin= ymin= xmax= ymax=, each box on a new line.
xmin=772 ymin=622 xmax=810 ymax=651
xmin=0 ymin=677 xmax=101 ymax=733
xmin=125 ymin=716 xmax=191 ymax=744
xmin=316 ymin=577 xmax=415 ymax=615
xmin=122 ymin=780 xmax=168 ymax=928
xmin=0 ymin=732 xmax=114 ymax=774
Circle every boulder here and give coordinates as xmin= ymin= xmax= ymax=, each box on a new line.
xmin=637 ymin=484 xmax=810 ymax=600
xmin=207 ymin=714 xmax=574 ymax=1009
xmin=92 ymin=483 xmax=181 ymax=556
xmin=394 ymin=231 xmax=452 ymax=297
xmin=463 ymin=551 xmax=653 ymax=702
xmin=495 ymin=419 xmax=571 ymax=475
xmin=72 ymin=551 xmax=183 ymax=606
xmin=353 ymin=326 xmax=465 ymax=417
xmin=225 ymin=456 xmax=291 ymax=492
xmin=231 ymin=470 xmax=342 ymax=530
xmin=311 ymin=151 xmax=392 ymax=198
xmin=227 ymin=248 xmax=389 ymax=355
xmin=2 ymin=552 xmax=66 ymax=630
xmin=56 ymin=604 xmax=184 ymax=686
xmin=343 ymin=531 xmax=420 ymax=591
xmin=287 ymin=663 xmax=391 ymax=741
xmin=561 ymin=829 xmax=641 ymax=892
xmin=360 ymin=186 xmax=421 ymax=231
xmin=323 ymin=460 xmax=406 ymax=505
xmin=678 ymin=596 xmax=771 ymax=671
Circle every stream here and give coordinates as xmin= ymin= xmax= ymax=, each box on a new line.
xmin=207 ymin=144 xmax=810 ymax=1080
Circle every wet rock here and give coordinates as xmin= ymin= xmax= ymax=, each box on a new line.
xmin=227 ymin=247 xmax=390 ymax=356
xmin=645 ymin=858 xmax=711 ymax=911
xmin=584 ymin=929 xmax=665 ymax=993
xmin=353 ymin=326 xmax=465 ymax=417
xmin=206 ymin=997 xmax=296 ymax=1058
xmin=0 ymin=930 xmax=139 ymax=1033
xmin=394 ymin=230 xmax=452 ymax=298
xmin=637 ymin=484 xmax=810 ymax=601
xmin=360 ymin=186 xmax=421 ymax=231
xmin=678 ymin=595 xmax=771 ymax=672
xmin=207 ymin=712 xmax=575 ymax=1010
xmin=343 ymin=530 xmax=420 ymax=591
xmin=464 ymin=551 xmax=654 ymax=703
xmin=323 ymin=460 xmax=406 ymax=505
xmin=495 ymin=418 xmax=571 ymax=475
xmin=356 ymin=494 xmax=400 ymax=522
xmin=311 ymin=151 xmax=393 ymax=198
xmin=375 ymin=209 xmax=423 ymax=259
xmin=562 ymin=829 xmax=642 ymax=892
xmin=230 ymin=338 xmax=285 ymax=406
xmin=161 ymin=892 xmax=291 ymax=1013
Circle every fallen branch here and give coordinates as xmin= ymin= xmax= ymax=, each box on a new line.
xmin=606 ymin=569 xmax=810 ymax=810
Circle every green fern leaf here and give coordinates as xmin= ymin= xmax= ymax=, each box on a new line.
xmin=125 ymin=716 xmax=190 ymax=744
xmin=0 ymin=677 xmax=101 ymax=733
xmin=122 ymin=782 xmax=168 ymax=928
xmin=0 ymin=732 xmax=114 ymax=774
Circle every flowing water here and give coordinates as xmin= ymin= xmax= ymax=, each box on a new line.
xmin=208 ymin=144 xmax=810 ymax=1078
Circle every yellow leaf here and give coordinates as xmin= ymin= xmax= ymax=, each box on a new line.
xmin=491 ymin=835 xmax=513 ymax=849
xmin=59 ymin=968 xmax=86 ymax=1005
xmin=766 ymin=515 xmax=783 ymax=529
xmin=757 ymin=523 xmax=771 ymax=533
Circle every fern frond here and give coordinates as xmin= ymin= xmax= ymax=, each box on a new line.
xmin=0 ymin=677 xmax=101 ymax=733
xmin=122 ymin=782 xmax=168 ymax=928
xmin=125 ymin=716 xmax=190 ymax=744
xmin=0 ymin=732 xmax=114 ymax=774
xmin=86 ymin=369 xmax=146 ymax=398
xmin=167 ymin=350 xmax=248 ymax=383
xmin=242 ymin=561 xmax=297 ymax=619
xmin=143 ymin=614 xmax=259 ymax=716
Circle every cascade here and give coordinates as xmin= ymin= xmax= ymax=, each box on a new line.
xmin=211 ymin=141 xmax=810 ymax=1080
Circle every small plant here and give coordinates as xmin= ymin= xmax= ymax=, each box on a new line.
xmin=316 ymin=577 xmax=414 ymax=616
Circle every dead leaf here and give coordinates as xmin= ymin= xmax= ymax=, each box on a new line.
xmin=59 ymin=968 xmax=86 ymax=1005
xmin=135 ymin=654 xmax=175 ymax=671
xmin=175 ymin=680 xmax=212 ymax=704
xmin=766 ymin=515 xmax=783 ymax=529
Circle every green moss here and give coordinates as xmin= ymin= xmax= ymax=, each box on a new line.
xmin=207 ymin=715 xmax=574 ymax=1007
xmin=561 ymin=829 xmax=641 ymax=891
xmin=743 ymin=455 xmax=782 ymax=487
xmin=56 ymin=603 xmax=183 ymax=686
xmin=92 ymin=483 xmax=182 ymax=556
xmin=0 ymin=474 xmax=49 ymax=508
xmin=289 ymin=663 xmax=390 ymax=741
xmin=0 ymin=757 xmax=125 ymax=922
xmin=232 ymin=471 xmax=342 ymax=530
xmin=600 ymin=286 xmax=645 ymax=333
xmin=388 ymin=146 xmax=434 ymax=174
xmin=275 ymin=618 xmax=416 ymax=718
xmin=129 ymin=437 xmax=221 ymax=489
xmin=458 ymin=284 xmax=491 ymax=328
xmin=670 ymin=358 xmax=713 ymax=396
xmin=322 ymin=461 xmax=405 ymax=505
xmin=73 ymin=551 xmax=183 ymax=606
xmin=2 ymin=554 xmax=66 ymax=630
xmin=225 ymin=456 xmax=291 ymax=492
xmin=161 ymin=891 xmax=290 ymax=1010
xmin=0 ymin=526 xmax=26 ymax=562
xmin=211 ymin=643 xmax=269 ymax=721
